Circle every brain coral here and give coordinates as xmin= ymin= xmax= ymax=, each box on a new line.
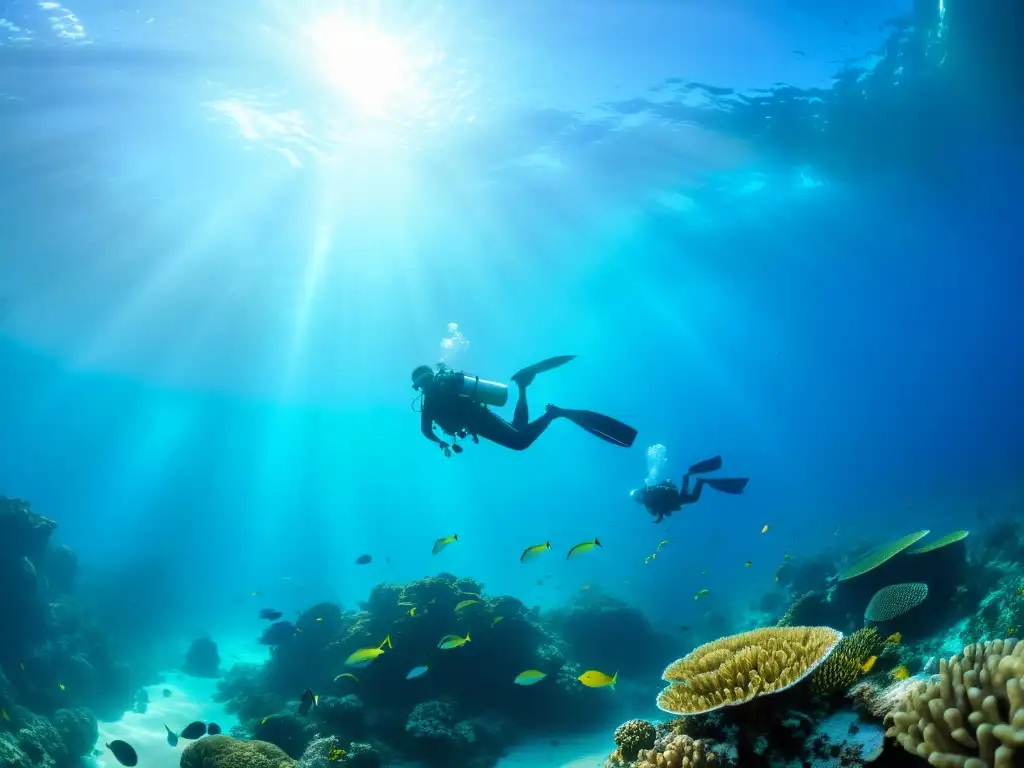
xmin=614 ymin=720 xmax=656 ymax=762
xmin=180 ymin=734 xmax=298 ymax=768
xmin=864 ymin=582 xmax=930 ymax=623
xmin=885 ymin=638 xmax=1024 ymax=768
xmin=657 ymin=626 xmax=842 ymax=715
xmin=637 ymin=733 xmax=718 ymax=768
xmin=811 ymin=627 xmax=882 ymax=695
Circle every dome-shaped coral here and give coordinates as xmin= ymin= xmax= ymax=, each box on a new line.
xmin=180 ymin=735 xmax=298 ymax=768
xmin=656 ymin=626 xmax=842 ymax=715
xmin=637 ymin=732 xmax=718 ymax=768
xmin=864 ymin=582 xmax=929 ymax=623
xmin=614 ymin=719 xmax=656 ymax=762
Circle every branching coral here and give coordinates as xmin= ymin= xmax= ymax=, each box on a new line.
xmin=885 ymin=638 xmax=1024 ymax=767
xmin=180 ymin=734 xmax=298 ymax=768
xmin=810 ymin=627 xmax=883 ymax=695
xmin=637 ymin=732 xmax=719 ymax=768
xmin=657 ymin=626 xmax=842 ymax=715
xmin=614 ymin=719 xmax=656 ymax=762
xmin=864 ymin=582 xmax=929 ymax=623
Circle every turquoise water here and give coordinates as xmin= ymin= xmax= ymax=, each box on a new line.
xmin=2 ymin=1 xmax=1023 ymax=766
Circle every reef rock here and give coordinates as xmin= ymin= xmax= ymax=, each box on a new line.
xmin=182 ymin=636 xmax=221 ymax=678
xmin=180 ymin=734 xmax=298 ymax=768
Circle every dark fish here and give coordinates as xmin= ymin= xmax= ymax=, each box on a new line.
xmin=179 ymin=721 xmax=207 ymax=739
xmin=259 ymin=608 xmax=283 ymax=621
xmin=162 ymin=688 xmax=172 ymax=697
xmin=165 ymin=725 xmax=178 ymax=747
xmin=207 ymin=722 xmax=222 ymax=735
xmin=106 ymin=740 xmax=138 ymax=767
xmin=355 ymin=554 xmax=372 ymax=565
xmin=298 ymin=688 xmax=318 ymax=717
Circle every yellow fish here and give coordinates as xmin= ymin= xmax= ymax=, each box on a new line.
xmin=520 ymin=542 xmax=552 ymax=563
xmin=774 ymin=576 xmax=780 ymax=583
xmin=408 ymin=607 xmax=417 ymax=617
xmin=454 ymin=599 xmax=478 ymax=612
xmin=783 ymin=553 xmax=790 ymax=559
xmin=578 ymin=669 xmax=617 ymax=689
xmin=333 ymin=673 xmax=359 ymax=683
xmin=890 ymin=665 xmax=910 ymax=681
xmin=694 ymin=589 xmax=710 ymax=600
xmin=260 ymin=716 xmax=270 ymax=725
xmin=566 ymin=538 xmax=602 ymax=559
xmin=344 ymin=635 xmax=392 ymax=667
xmin=432 ymin=534 xmax=458 ymax=555
xmin=328 ymin=747 xmax=346 ymax=761
xmin=861 ymin=656 xmax=878 ymax=674
xmin=657 ymin=539 xmax=669 ymax=549
xmin=885 ymin=632 xmax=902 ymax=646
xmin=514 ymin=670 xmax=547 ymax=686
xmin=1009 ymin=627 xmax=1018 ymax=636
xmin=316 ymin=617 xmax=323 ymax=622
xmin=744 ymin=561 xmax=752 ymax=567
xmin=761 ymin=525 xmax=769 ymax=534
xmin=1 ymin=708 xmax=8 ymax=722
xmin=58 ymin=683 xmax=66 ymax=691
xmin=438 ymin=633 xmax=471 ymax=650
xmin=581 ymin=584 xmax=590 ymax=591
xmin=491 ymin=616 xmax=503 ymax=626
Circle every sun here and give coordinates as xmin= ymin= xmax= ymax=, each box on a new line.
xmin=309 ymin=13 xmax=412 ymax=115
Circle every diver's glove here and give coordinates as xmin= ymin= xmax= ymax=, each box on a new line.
xmin=439 ymin=441 xmax=452 ymax=458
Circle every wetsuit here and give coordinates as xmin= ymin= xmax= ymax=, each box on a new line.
xmin=634 ymin=456 xmax=749 ymax=522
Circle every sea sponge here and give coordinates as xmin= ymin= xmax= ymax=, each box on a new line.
xmin=864 ymin=582 xmax=930 ymax=623
xmin=637 ymin=733 xmax=718 ymax=768
xmin=811 ymin=627 xmax=883 ymax=695
xmin=656 ymin=626 xmax=842 ymax=715
xmin=885 ymin=638 xmax=1024 ymax=768
xmin=180 ymin=734 xmax=298 ymax=768
xmin=614 ymin=719 xmax=657 ymax=761
xmin=837 ymin=530 xmax=930 ymax=582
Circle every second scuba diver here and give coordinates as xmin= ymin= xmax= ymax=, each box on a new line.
xmin=631 ymin=455 xmax=749 ymax=523
xmin=411 ymin=355 xmax=637 ymax=455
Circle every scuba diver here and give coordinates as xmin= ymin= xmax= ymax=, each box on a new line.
xmin=411 ymin=355 xmax=637 ymax=455
xmin=630 ymin=456 xmax=749 ymax=523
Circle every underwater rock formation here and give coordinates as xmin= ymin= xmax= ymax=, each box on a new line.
xmin=182 ymin=636 xmax=221 ymax=677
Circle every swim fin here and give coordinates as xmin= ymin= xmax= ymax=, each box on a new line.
xmin=688 ymin=455 xmax=723 ymax=474
xmin=703 ymin=477 xmax=749 ymax=494
xmin=554 ymin=407 xmax=637 ymax=448
xmin=511 ymin=355 xmax=578 ymax=388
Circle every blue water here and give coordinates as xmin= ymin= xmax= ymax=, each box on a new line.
xmin=1 ymin=0 xmax=1022 ymax=719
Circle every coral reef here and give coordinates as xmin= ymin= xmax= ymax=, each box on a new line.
xmin=614 ymin=719 xmax=657 ymax=762
xmin=182 ymin=636 xmax=221 ymax=678
xmin=810 ymin=628 xmax=883 ymax=695
xmin=864 ymin=583 xmax=929 ymax=623
xmin=657 ymin=626 xmax=842 ymax=715
xmin=885 ymin=638 xmax=1024 ymax=766
xmin=180 ymin=734 xmax=298 ymax=768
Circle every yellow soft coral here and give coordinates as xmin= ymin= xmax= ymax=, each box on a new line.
xmin=637 ymin=733 xmax=718 ymax=768
xmin=811 ymin=627 xmax=883 ymax=695
xmin=885 ymin=638 xmax=1024 ymax=768
xmin=656 ymin=626 xmax=842 ymax=715
xmin=180 ymin=735 xmax=298 ymax=768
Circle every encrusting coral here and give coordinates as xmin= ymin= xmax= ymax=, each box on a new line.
xmin=180 ymin=734 xmax=299 ymax=768
xmin=864 ymin=582 xmax=930 ymax=623
xmin=614 ymin=719 xmax=657 ymax=762
xmin=809 ymin=627 xmax=882 ymax=695
xmin=657 ymin=626 xmax=842 ymax=715
xmin=885 ymin=638 xmax=1024 ymax=768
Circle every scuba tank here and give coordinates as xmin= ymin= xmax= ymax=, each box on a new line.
xmin=438 ymin=369 xmax=508 ymax=407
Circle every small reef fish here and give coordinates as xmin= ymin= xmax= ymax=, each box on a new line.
xmin=657 ymin=539 xmax=669 ymax=549
xmin=578 ymin=670 xmax=617 ymax=689
xmin=454 ymin=599 xmax=479 ymax=612
xmin=566 ymin=538 xmax=602 ymax=559
xmin=678 ymin=625 xmax=691 ymax=632
xmin=644 ymin=553 xmax=656 ymax=564
xmin=164 ymin=725 xmax=178 ymax=747
xmin=207 ymin=723 xmax=222 ymax=735
xmin=259 ymin=608 xmax=283 ymax=621
xmin=432 ymin=534 xmax=458 ymax=555
xmin=355 ymin=554 xmax=372 ymax=565
xmin=408 ymin=607 xmax=417 ymax=617
xmin=438 ymin=633 xmax=471 ymax=650
xmin=180 ymin=721 xmax=207 ymax=740
xmin=761 ymin=525 xmax=769 ymax=534
xmin=885 ymin=632 xmax=902 ymax=646
xmin=334 ymin=672 xmax=358 ymax=683
xmin=58 ymin=683 xmax=66 ymax=691
xmin=492 ymin=616 xmax=503 ymax=626
xmin=406 ymin=665 xmax=429 ymax=680
xmin=520 ymin=542 xmax=552 ymax=563
xmin=106 ymin=740 xmax=139 ymax=767
xmin=345 ymin=635 xmax=393 ymax=667
xmin=1010 ymin=627 xmax=1018 ymax=636
xmin=328 ymin=746 xmax=347 ymax=761
xmin=694 ymin=589 xmax=710 ymax=600
xmin=1 ymin=708 xmax=8 ymax=722
xmin=298 ymin=689 xmax=319 ymax=717
xmin=744 ymin=561 xmax=752 ymax=568
xmin=514 ymin=670 xmax=547 ymax=685
xmin=784 ymin=553 xmax=791 ymax=560
xmin=701 ymin=570 xmax=709 ymax=576
xmin=581 ymin=584 xmax=590 ymax=590
xmin=890 ymin=665 xmax=910 ymax=681
xmin=860 ymin=656 xmax=878 ymax=674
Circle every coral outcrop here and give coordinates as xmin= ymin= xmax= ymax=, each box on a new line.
xmin=183 ymin=636 xmax=221 ymax=678
xmin=614 ymin=719 xmax=657 ymax=762
xmin=864 ymin=583 xmax=930 ymax=623
xmin=180 ymin=734 xmax=298 ymax=768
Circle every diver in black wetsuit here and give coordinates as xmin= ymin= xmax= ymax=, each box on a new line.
xmin=412 ymin=356 xmax=638 ymax=455
xmin=630 ymin=456 xmax=749 ymax=523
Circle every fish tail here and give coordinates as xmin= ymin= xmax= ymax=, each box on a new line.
xmin=611 ymin=671 xmax=618 ymax=689
xmin=453 ymin=533 xmax=459 ymax=541
xmin=465 ymin=633 xmax=472 ymax=642
xmin=595 ymin=538 xmax=602 ymax=547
